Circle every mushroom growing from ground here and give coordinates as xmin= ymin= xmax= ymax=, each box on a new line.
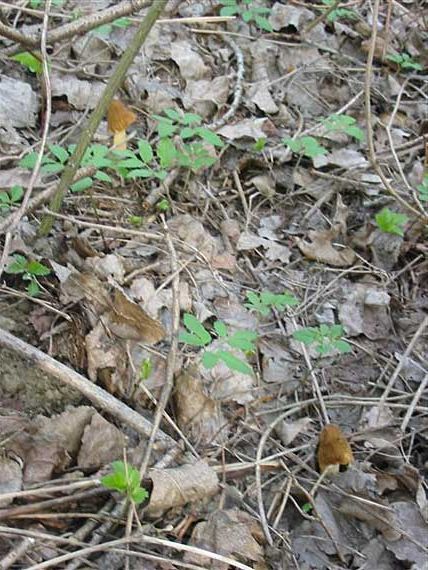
xmin=107 ymin=99 xmax=137 ymax=151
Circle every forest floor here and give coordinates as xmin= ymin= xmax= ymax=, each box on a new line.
xmin=0 ymin=0 xmax=427 ymax=568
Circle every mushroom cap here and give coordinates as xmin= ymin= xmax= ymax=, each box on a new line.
xmin=107 ymin=100 xmax=137 ymax=133
xmin=317 ymin=424 xmax=353 ymax=473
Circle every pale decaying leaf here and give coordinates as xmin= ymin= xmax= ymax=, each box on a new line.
xmin=218 ymin=118 xmax=277 ymax=141
xmin=170 ymin=40 xmax=209 ymax=80
xmin=146 ymin=461 xmax=218 ymax=517
xmin=0 ymin=76 xmax=38 ymax=128
xmin=77 ymin=412 xmax=126 ymax=469
xmin=51 ymin=73 xmax=105 ymax=109
xmin=269 ymin=2 xmax=313 ymax=31
xmin=185 ymin=509 xmax=266 ymax=568
xmin=0 ymin=456 xmax=23 ymax=508
xmin=339 ymin=497 xmax=401 ymax=541
xmin=184 ymin=76 xmax=229 ymax=118
xmin=278 ymin=417 xmax=312 ymax=446
xmin=296 ymin=227 xmax=356 ymax=267
xmin=175 ymin=367 xmax=227 ymax=445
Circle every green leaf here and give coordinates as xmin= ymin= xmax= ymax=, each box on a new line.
xmin=178 ymin=332 xmax=206 ymax=346
xmin=19 ymin=152 xmax=39 ymax=169
xmin=94 ymin=170 xmax=112 ymax=183
xmin=417 ymin=177 xmax=428 ymax=201
xmin=5 ymin=255 xmax=27 ymax=274
xmin=375 ymin=207 xmax=408 ymax=236
xmin=181 ymin=112 xmax=202 ymax=126
xmin=181 ymin=313 xmax=212 ymax=345
xmin=11 ymin=52 xmax=43 ymax=74
xmin=138 ymin=140 xmax=153 ymax=163
xmin=70 ymin=177 xmax=93 ymax=193
xmin=9 ymin=185 xmax=24 ymax=203
xmin=283 ymin=136 xmax=327 ymax=159
xmin=26 ymin=260 xmax=50 ymax=276
xmin=254 ymin=15 xmax=273 ymax=31
xmin=126 ymin=169 xmax=154 ymax=179
xmin=293 ymin=328 xmax=318 ymax=344
xmin=227 ymin=330 xmax=258 ymax=351
xmin=157 ymin=138 xmax=177 ymax=168
xmin=180 ymin=127 xmax=195 ymax=139
xmin=48 ymin=144 xmax=69 ymax=163
xmin=118 ymin=158 xmax=143 ymax=168
xmin=217 ymin=350 xmax=253 ymax=375
xmin=163 ymin=108 xmax=181 ymax=121
xmin=220 ymin=6 xmax=241 ymax=16
xmin=202 ymin=351 xmax=221 ymax=368
xmin=27 ymin=280 xmax=40 ymax=297
xmin=334 ymin=340 xmax=352 ymax=353
xmin=131 ymin=487 xmax=149 ymax=505
xmin=113 ymin=17 xmax=131 ymax=28
xmin=157 ymin=120 xmax=176 ymax=138
xmin=139 ymin=358 xmax=152 ymax=380
xmin=195 ymin=128 xmax=224 ymax=147
xmin=213 ymin=320 xmax=228 ymax=338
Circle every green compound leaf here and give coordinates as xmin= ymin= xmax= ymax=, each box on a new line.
xmin=213 ymin=320 xmax=228 ymax=338
xmin=11 ymin=52 xmax=43 ymax=74
xmin=202 ymin=351 xmax=221 ymax=368
xmin=180 ymin=314 xmax=212 ymax=346
xmin=375 ymin=207 xmax=408 ymax=237
xmin=26 ymin=260 xmax=50 ymax=276
xmin=283 ymin=136 xmax=327 ymax=159
xmin=216 ymin=350 xmax=253 ymax=375
xmin=70 ymin=177 xmax=93 ymax=193
xmin=138 ymin=140 xmax=153 ymax=163
xmin=227 ymin=330 xmax=257 ymax=351
xmin=292 ymin=327 xmax=318 ymax=345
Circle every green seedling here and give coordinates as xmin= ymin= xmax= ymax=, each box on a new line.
xmin=283 ymin=136 xmax=327 ymax=159
xmin=11 ymin=52 xmax=43 ymax=74
xmin=179 ymin=313 xmax=257 ymax=375
xmin=321 ymin=0 xmax=357 ymax=22
xmin=375 ymin=207 xmax=408 ymax=237
xmin=293 ymin=324 xmax=351 ymax=355
xmin=417 ymin=176 xmax=428 ymax=202
xmin=219 ymin=0 xmax=273 ymax=32
xmin=115 ymin=140 xmax=167 ymax=181
xmin=156 ymin=198 xmax=170 ymax=212
xmin=93 ymin=17 xmax=131 ymax=37
xmin=5 ymin=254 xmax=51 ymax=297
xmin=100 ymin=461 xmax=149 ymax=505
xmin=386 ymin=53 xmax=423 ymax=72
xmin=245 ymin=290 xmax=299 ymax=316
xmin=0 ymin=186 xmax=24 ymax=212
xmin=154 ymin=109 xmax=224 ymax=148
xmin=322 ymin=114 xmax=364 ymax=141
xmin=139 ymin=358 xmax=153 ymax=381
xmin=253 ymin=138 xmax=267 ymax=152
xmin=302 ymin=502 xmax=314 ymax=514
xmin=128 ymin=215 xmax=144 ymax=226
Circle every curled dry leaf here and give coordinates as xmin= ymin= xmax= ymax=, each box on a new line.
xmin=296 ymin=225 xmax=356 ymax=267
xmin=107 ymin=99 xmax=136 ymax=150
xmin=146 ymin=460 xmax=218 ymax=517
xmin=318 ymin=424 xmax=354 ymax=474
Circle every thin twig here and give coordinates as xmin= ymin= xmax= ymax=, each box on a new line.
xmin=363 ymin=0 xmax=427 ymax=220
xmin=400 ymin=373 xmax=428 ymax=432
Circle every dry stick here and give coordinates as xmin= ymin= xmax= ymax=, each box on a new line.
xmin=0 ymin=0 xmax=52 ymax=278
xmin=400 ymin=372 xmax=428 ymax=433
xmin=0 ymin=328 xmax=174 ymax=446
xmin=364 ymin=0 xmax=427 ymax=221
xmin=0 ymin=0 xmax=150 ymax=51
xmin=38 ymin=0 xmax=168 ymax=236
xmin=0 ymin=537 xmax=35 ymax=570
xmin=377 ymin=315 xmax=428 ymax=421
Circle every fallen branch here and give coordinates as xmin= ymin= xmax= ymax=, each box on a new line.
xmin=0 ymin=328 xmax=175 ymax=447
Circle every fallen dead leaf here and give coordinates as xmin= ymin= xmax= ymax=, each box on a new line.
xmin=296 ymin=226 xmax=356 ymax=267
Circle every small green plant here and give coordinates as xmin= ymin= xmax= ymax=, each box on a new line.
xmin=155 ymin=109 xmax=224 ymax=148
xmin=245 ymin=291 xmax=299 ymax=316
xmin=11 ymin=52 xmax=43 ymax=74
xmin=114 ymin=140 xmax=167 ymax=181
xmin=283 ymin=136 xmax=327 ymax=159
xmin=375 ymin=207 xmax=408 ymax=236
xmin=5 ymin=254 xmax=51 ymax=296
xmin=93 ymin=17 xmax=131 ymax=37
xmin=417 ymin=176 xmax=428 ymax=202
xmin=386 ymin=53 xmax=423 ymax=72
xmin=100 ymin=461 xmax=149 ymax=505
xmin=156 ymin=198 xmax=170 ymax=212
xmin=293 ymin=324 xmax=351 ymax=355
xmin=139 ymin=358 xmax=153 ymax=381
xmin=179 ymin=313 xmax=257 ymax=375
xmin=219 ymin=0 xmax=273 ymax=32
xmin=0 ymin=186 xmax=24 ymax=212
xmin=253 ymin=137 xmax=267 ymax=152
xmin=302 ymin=502 xmax=314 ymax=514
xmin=322 ymin=114 xmax=364 ymax=141
xmin=321 ymin=0 xmax=357 ymax=22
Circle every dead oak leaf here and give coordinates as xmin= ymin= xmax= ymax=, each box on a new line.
xmin=296 ymin=226 xmax=356 ymax=267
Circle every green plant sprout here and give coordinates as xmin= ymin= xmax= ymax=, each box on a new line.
xmin=0 ymin=186 xmax=24 ymax=212
xmin=386 ymin=53 xmax=423 ymax=72
xmin=252 ymin=138 xmax=267 ymax=152
xmin=375 ymin=207 xmax=408 ymax=237
xmin=321 ymin=0 xmax=357 ymax=22
xmin=245 ymin=291 xmax=299 ymax=316
xmin=219 ymin=0 xmax=273 ymax=32
xmin=100 ymin=461 xmax=149 ymax=505
xmin=283 ymin=136 xmax=327 ymax=159
xmin=5 ymin=254 xmax=51 ymax=297
xmin=179 ymin=313 xmax=257 ymax=375
xmin=322 ymin=114 xmax=364 ymax=141
xmin=93 ymin=17 xmax=132 ymax=37
xmin=417 ymin=176 xmax=428 ymax=202
xmin=114 ymin=140 xmax=167 ymax=181
xmin=11 ymin=52 xmax=43 ymax=74
xmin=139 ymin=358 xmax=153 ymax=381
xmin=293 ymin=324 xmax=351 ymax=355
xmin=154 ymin=109 xmax=224 ymax=147
xmin=156 ymin=198 xmax=170 ymax=212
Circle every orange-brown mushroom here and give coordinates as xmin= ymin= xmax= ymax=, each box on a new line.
xmin=317 ymin=424 xmax=353 ymax=474
xmin=107 ymin=99 xmax=136 ymax=151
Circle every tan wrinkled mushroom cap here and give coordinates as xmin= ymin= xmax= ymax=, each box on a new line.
xmin=107 ymin=100 xmax=137 ymax=150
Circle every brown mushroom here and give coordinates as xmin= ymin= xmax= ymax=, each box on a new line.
xmin=107 ymin=99 xmax=137 ymax=151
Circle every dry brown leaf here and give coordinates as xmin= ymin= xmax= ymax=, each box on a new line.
xmin=296 ymin=225 xmax=356 ymax=267
xmin=146 ymin=461 xmax=218 ymax=517
xmin=318 ymin=424 xmax=354 ymax=473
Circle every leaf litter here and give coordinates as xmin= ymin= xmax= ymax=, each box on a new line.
xmin=0 ymin=0 xmax=427 ymax=568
